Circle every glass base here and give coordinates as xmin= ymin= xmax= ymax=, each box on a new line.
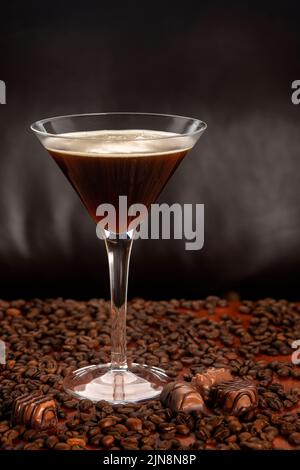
xmin=63 ymin=363 xmax=169 ymax=403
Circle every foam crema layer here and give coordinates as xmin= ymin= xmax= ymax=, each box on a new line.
xmin=44 ymin=129 xmax=194 ymax=157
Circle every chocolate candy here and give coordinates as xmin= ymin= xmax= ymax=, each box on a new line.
xmin=12 ymin=392 xmax=57 ymax=430
xmin=191 ymin=367 xmax=233 ymax=397
xmin=160 ymin=381 xmax=205 ymax=413
xmin=211 ymin=378 xmax=258 ymax=416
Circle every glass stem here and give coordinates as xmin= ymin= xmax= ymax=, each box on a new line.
xmin=105 ymin=231 xmax=134 ymax=371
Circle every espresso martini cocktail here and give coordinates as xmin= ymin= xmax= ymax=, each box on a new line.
xmin=47 ymin=130 xmax=190 ymax=233
xmin=31 ymin=113 xmax=207 ymax=403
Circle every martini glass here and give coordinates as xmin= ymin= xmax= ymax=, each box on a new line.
xmin=31 ymin=113 xmax=206 ymax=403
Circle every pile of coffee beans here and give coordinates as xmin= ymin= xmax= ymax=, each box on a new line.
xmin=0 ymin=296 xmax=300 ymax=450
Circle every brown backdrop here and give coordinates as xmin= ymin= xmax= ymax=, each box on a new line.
xmin=1 ymin=1 xmax=300 ymax=299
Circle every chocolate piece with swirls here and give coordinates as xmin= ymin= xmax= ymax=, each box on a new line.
xmin=160 ymin=381 xmax=206 ymax=413
xmin=12 ymin=392 xmax=57 ymax=430
xmin=211 ymin=378 xmax=258 ymax=415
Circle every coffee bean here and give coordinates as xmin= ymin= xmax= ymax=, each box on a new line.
xmin=120 ymin=437 xmax=139 ymax=450
xmin=228 ymin=417 xmax=242 ymax=433
xmin=46 ymin=435 xmax=59 ymax=449
xmin=24 ymin=443 xmax=39 ymax=450
xmin=238 ymin=306 xmax=251 ymax=315
xmin=240 ymin=440 xmax=267 ymax=450
xmin=288 ymin=432 xmax=300 ymax=445
xmin=24 ymin=367 xmax=38 ymax=378
xmin=277 ymin=367 xmax=290 ymax=377
xmin=149 ymin=414 xmax=164 ymax=425
xmin=158 ymin=439 xmax=172 ymax=450
xmin=266 ymin=397 xmax=283 ymax=411
xmin=54 ymin=442 xmax=72 ymax=450
xmin=99 ymin=417 xmax=115 ymax=430
xmin=79 ymin=399 xmax=94 ymax=412
xmin=102 ymin=435 xmax=115 ymax=448
xmin=196 ymin=426 xmax=210 ymax=440
xmin=292 ymin=370 xmax=300 ymax=380
xmin=6 ymin=308 xmax=22 ymax=317
xmin=264 ymin=426 xmax=278 ymax=441
xmin=67 ymin=438 xmax=86 ymax=447
xmin=159 ymin=422 xmax=176 ymax=433
xmin=0 ymin=424 xmax=9 ymax=433
xmin=58 ymin=434 xmax=68 ymax=443
xmin=23 ymin=429 xmax=37 ymax=441
xmin=64 ymin=400 xmax=78 ymax=409
xmin=80 ymin=411 xmax=93 ymax=422
xmin=126 ymin=418 xmax=142 ymax=431
xmin=176 ymin=424 xmax=190 ymax=435
xmin=89 ymin=435 xmax=101 ymax=446
xmin=88 ymin=427 xmax=100 ymax=437
xmin=33 ymin=438 xmax=45 ymax=448
xmin=143 ymin=420 xmax=156 ymax=432
xmin=239 ymin=432 xmax=251 ymax=442
xmin=66 ymin=417 xmax=80 ymax=429
xmin=3 ymin=429 xmax=19 ymax=441
xmin=252 ymin=418 xmax=268 ymax=434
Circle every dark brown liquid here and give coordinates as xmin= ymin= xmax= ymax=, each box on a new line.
xmin=48 ymin=149 xmax=187 ymax=232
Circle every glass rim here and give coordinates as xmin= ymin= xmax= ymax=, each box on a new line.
xmin=30 ymin=111 xmax=207 ymax=142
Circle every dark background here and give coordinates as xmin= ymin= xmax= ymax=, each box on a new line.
xmin=1 ymin=1 xmax=300 ymax=300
